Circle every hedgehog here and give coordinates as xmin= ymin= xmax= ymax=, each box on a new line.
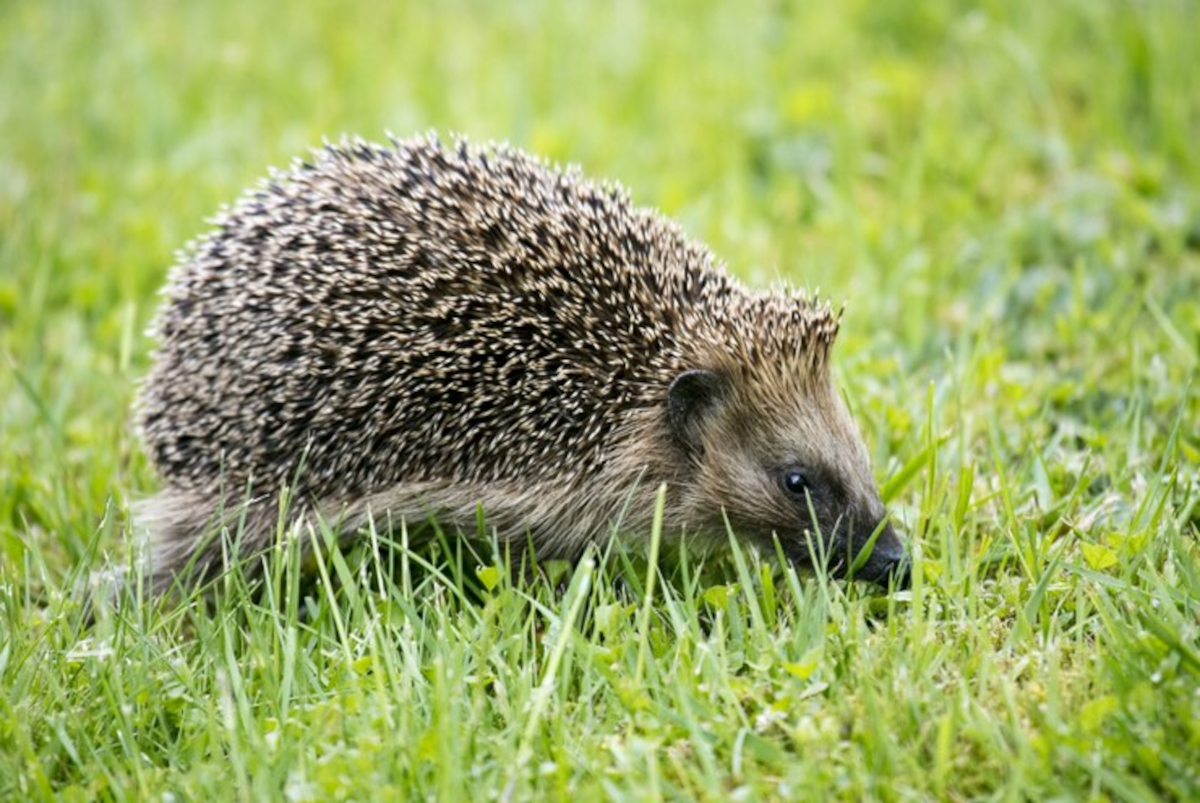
xmin=134 ymin=133 xmax=910 ymax=594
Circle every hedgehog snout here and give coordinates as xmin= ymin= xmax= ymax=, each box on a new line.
xmin=843 ymin=520 xmax=910 ymax=590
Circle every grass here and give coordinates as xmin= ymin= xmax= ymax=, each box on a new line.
xmin=1 ymin=0 xmax=1197 ymax=799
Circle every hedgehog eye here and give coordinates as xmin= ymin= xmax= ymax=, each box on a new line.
xmin=782 ymin=466 xmax=810 ymax=496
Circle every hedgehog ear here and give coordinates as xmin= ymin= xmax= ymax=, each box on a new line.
xmin=667 ymin=369 xmax=725 ymax=451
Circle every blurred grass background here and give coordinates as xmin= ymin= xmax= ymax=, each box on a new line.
xmin=1 ymin=0 xmax=1197 ymax=800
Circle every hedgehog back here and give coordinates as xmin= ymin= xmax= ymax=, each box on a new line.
xmin=138 ymin=138 xmax=728 ymax=502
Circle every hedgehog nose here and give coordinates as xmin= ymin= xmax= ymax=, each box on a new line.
xmin=855 ymin=527 xmax=911 ymax=590
xmin=882 ymin=554 xmax=912 ymax=590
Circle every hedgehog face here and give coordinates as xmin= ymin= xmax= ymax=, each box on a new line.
xmin=667 ymin=368 xmax=909 ymax=588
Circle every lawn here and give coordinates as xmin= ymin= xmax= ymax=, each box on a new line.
xmin=1 ymin=0 xmax=1197 ymax=800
